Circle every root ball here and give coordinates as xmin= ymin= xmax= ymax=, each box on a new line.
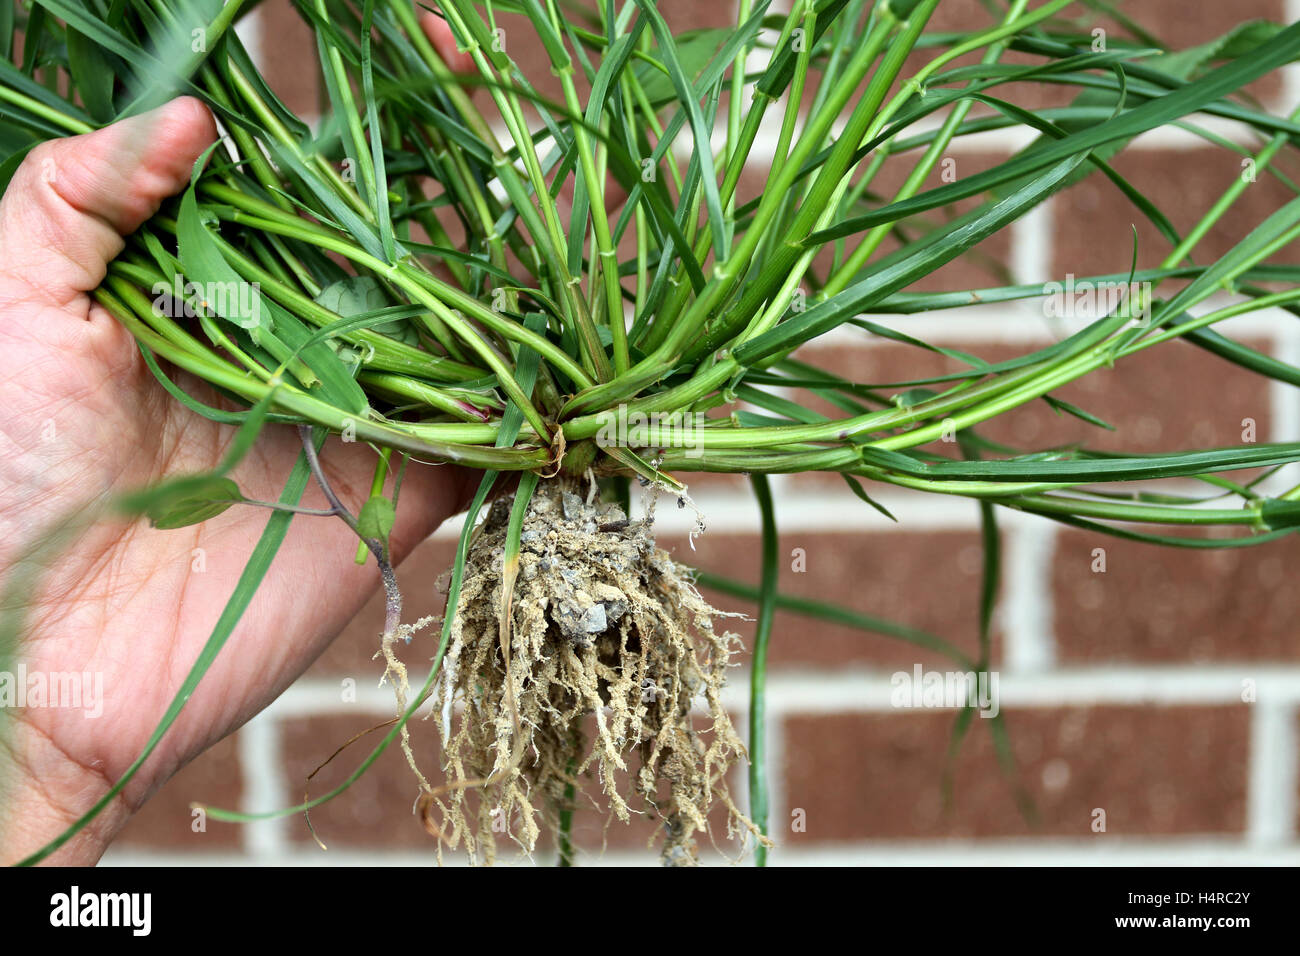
xmin=428 ymin=479 xmax=754 ymax=865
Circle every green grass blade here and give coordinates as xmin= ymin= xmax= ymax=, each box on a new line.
xmin=360 ymin=0 xmax=396 ymax=263
xmin=747 ymin=474 xmax=776 ymax=866
xmin=631 ymin=0 xmax=729 ymax=261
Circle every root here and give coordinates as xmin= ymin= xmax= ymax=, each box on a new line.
xmin=377 ymin=613 xmax=438 ymax=794
xmin=422 ymin=478 xmax=758 ymax=865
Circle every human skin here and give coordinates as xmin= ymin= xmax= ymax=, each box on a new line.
xmin=0 ymin=14 xmax=472 ymax=866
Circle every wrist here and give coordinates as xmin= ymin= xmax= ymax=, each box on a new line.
xmin=0 ymin=718 xmax=131 ymax=865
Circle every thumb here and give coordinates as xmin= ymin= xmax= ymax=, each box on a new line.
xmin=0 ymin=97 xmax=217 ymax=317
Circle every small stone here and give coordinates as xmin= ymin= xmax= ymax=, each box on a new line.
xmin=561 ymin=491 xmax=584 ymax=521
xmin=581 ymin=603 xmax=607 ymax=633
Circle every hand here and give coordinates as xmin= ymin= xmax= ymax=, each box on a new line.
xmin=0 ymin=13 xmax=475 ymax=866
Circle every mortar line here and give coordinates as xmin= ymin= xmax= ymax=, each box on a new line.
xmin=272 ymin=666 xmax=1300 ymax=718
xmin=1012 ymin=193 xmax=1053 ymax=286
xmin=1246 ymin=698 xmax=1298 ymax=845
xmin=1001 ymin=518 xmax=1058 ymax=674
xmin=236 ymin=710 xmax=290 ymax=859
xmin=1285 ymin=0 xmax=1300 ymax=113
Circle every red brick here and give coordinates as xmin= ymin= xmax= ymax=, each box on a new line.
xmin=280 ymin=711 xmax=441 ymax=850
xmin=1054 ymin=529 xmax=1300 ymax=662
xmin=1054 ymin=148 xmax=1300 ymax=279
xmin=781 ymin=705 xmax=1250 ymax=842
xmin=922 ymin=0 xmax=1286 ymax=109
xmin=653 ymin=0 xmax=743 ymax=33
xmin=1092 ymin=0 xmax=1286 ymax=106
xmin=1105 ymin=0 xmax=1284 ymax=51
xmin=981 ymin=337 xmax=1275 ymax=456
xmin=116 ymin=734 xmax=243 ymax=850
xmin=660 ymin=528 xmax=998 ymax=670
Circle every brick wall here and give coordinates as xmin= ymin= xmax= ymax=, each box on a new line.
xmin=102 ymin=0 xmax=1300 ymax=865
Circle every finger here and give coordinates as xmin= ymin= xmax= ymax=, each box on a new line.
xmin=0 ymin=97 xmax=217 ymax=317
xmin=418 ymin=7 xmax=475 ymax=74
